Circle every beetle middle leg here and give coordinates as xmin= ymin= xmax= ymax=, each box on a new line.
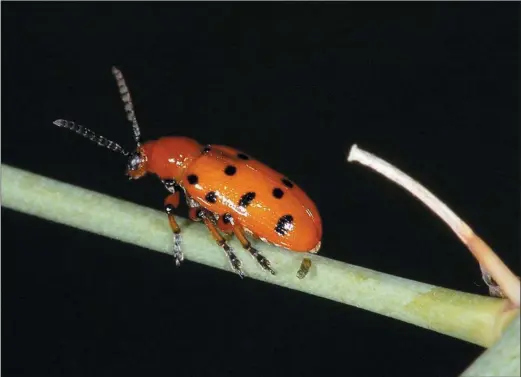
xmin=218 ymin=213 xmax=275 ymax=275
xmin=189 ymin=208 xmax=245 ymax=278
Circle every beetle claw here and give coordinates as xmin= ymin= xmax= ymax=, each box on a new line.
xmin=257 ymin=255 xmax=276 ymax=275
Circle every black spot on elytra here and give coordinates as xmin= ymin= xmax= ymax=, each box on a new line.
xmin=224 ymin=165 xmax=237 ymax=176
xmin=272 ymin=188 xmax=284 ymax=199
xmin=237 ymin=153 xmax=249 ymax=160
xmin=222 ymin=213 xmax=233 ymax=224
xmin=239 ymin=192 xmax=256 ymax=207
xmin=187 ymin=174 xmax=198 ymax=184
xmin=202 ymin=145 xmax=212 ymax=154
xmin=205 ymin=191 xmax=217 ymax=203
xmin=281 ymin=178 xmax=294 ymax=188
xmin=275 ymin=215 xmax=294 ymax=236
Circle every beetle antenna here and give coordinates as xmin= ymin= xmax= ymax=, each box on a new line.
xmin=53 ymin=119 xmax=130 ymax=156
xmin=111 ymin=66 xmax=142 ymax=146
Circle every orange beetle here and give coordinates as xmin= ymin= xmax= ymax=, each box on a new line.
xmin=53 ymin=67 xmax=322 ymax=277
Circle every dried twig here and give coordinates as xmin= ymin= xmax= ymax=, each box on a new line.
xmin=347 ymin=144 xmax=520 ymax=308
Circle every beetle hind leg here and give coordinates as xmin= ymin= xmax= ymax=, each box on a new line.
xmin=189 ymin=208 xmax=245 ymax=278
xmin=236 ymin=226 xmax=275 ymax=275
xmin=219 ymin=214 xmax=275 ymax=275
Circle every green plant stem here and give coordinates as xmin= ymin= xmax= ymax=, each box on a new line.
xmin=461 ymin=313 xmax=520 ymax=376
xmin=1 ymin=164 xmax=517 ymax=349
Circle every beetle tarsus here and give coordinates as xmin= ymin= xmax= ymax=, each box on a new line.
xmin=223 ymin=244 xmax=245 ymax=278
xmin=172 ymin=233 xmax=184 ymax=266
xmin=248 ymin=247 xmax=275 ymax=275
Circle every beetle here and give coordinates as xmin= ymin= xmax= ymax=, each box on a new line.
xmin=53 ymin=67 xmax=322 ymax=277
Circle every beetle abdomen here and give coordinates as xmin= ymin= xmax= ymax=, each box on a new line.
xmin=182 ymin=145 xmax=322 ymax=252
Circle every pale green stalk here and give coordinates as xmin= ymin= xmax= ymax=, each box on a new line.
xmin=1 ymin=164 xmax=518 ymax=369
xmin=461 ymin=314 xmax=520 ymax=376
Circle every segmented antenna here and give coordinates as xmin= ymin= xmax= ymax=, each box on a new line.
xmin=111 ymin=66 xmax=142 ymax=145
xmin=53 ymin=119 xmax=130 ymax=156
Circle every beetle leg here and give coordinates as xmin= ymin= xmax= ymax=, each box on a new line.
xmin=189 ymin=208 xmax=245 ymax=278
xmin=164 ymin=192 xmax=183 ymax=266
xmin=161 ymin=179 xmax=177 ymax=194
xmin=232 ymin=222 xmax=276 ymax=275
xmin=187 ymin=207 xmax=203 ymax=222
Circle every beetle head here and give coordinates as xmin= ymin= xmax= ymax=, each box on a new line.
xmin=126 ymin=146 xmax=148 ymax=180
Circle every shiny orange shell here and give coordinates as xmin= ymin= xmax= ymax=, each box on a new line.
xmin=180 ymin=145 xmax=322 ymax=253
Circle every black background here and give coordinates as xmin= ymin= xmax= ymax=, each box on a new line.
xmin=2 ymin=2 xmax=519 ymax=376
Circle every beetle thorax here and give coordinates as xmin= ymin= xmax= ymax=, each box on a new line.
xmin=142 ymin=136 xmax=202 ymax=181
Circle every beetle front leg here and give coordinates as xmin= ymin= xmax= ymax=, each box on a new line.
xmin=164 ymin=192 xmax=183 ymax=266
xmin=189 ymin=208 xmax=245 ymax=278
